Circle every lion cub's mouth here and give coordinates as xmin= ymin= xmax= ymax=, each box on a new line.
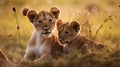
xmin=61 ymin=41 xmax=69 ymax=44
xmin=42 ymin=31 xmax=51 ymax=34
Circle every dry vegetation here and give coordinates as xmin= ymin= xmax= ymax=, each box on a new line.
xmin=0 ymin=0 xmax=120 ymax=67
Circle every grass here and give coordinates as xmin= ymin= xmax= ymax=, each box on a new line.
xmin=0 ymin=0 xmax=120 ymax=67
xmin=16 ymin=49 xmax=120 ymax=67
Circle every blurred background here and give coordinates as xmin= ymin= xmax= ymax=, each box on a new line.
xmin=0 ymin=0 xmax=120 ymax=66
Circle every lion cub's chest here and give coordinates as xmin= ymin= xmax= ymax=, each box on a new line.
xmin=35 ymin=34 xmax=51 ymax=55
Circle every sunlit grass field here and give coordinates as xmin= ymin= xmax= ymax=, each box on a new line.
xmin=0 ymin=0 xmax=120 ymax=67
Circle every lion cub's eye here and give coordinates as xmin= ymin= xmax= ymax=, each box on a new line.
xmin=38 ymin=20 xmax=42 ymax=23
xmin=65 ymin=31 xmax=69 ymax=34
xmin=49 ymin=19 xmax=52 ymax=22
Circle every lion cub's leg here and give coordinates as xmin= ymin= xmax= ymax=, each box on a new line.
xmin=24 ymin=31 xmax=37 ymax=61
xmin=24 ymin=51 xmax=36 ymax=61
xmin=34 ymin=54 xmax=52 ymax=62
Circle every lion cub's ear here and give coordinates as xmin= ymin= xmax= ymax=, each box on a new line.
xmin=22 ymin=8 xmax=38 ymax=23
xmin=57 ymin=19 xmax=62 ymax=30
xmin=50 ymin=7 xmax=60 ymax=19
xmin=70 ymin=21 xmax=80 ymax=32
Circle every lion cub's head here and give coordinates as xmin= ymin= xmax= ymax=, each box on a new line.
xmin=57 ymin=20 xmax=80 ymax=46
xmin=22 ymin=7 xmax=60 ymax=38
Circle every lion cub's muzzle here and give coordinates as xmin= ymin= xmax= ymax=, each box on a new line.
xmin=42 ymin=28 xmax=51 ymax=34
xmin=59 ymin=38 xmax=69 ymax=44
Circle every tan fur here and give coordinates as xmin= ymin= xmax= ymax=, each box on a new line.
xmin=57 ymin=20 xmax=104 ymax=54
xmin=23 ymin=7 xmax=63 ymax=62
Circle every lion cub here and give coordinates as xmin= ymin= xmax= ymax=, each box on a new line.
xmin=23 ymin=7 xmax=63 ymax=62
xmin=57 ymin=20 xmax=104 ymax=54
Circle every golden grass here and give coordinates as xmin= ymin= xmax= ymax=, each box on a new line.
xmin=0 ymin=0 xmax=120 ymax=67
